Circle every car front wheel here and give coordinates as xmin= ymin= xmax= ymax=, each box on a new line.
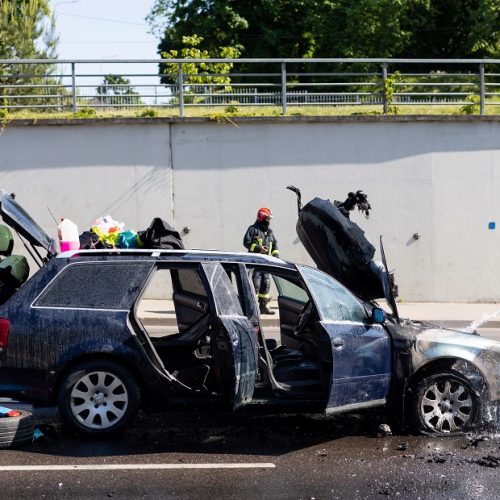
xmin=57 ymin=360 xmax=140 ymax=436
xmin=412 ymin=371 xmax=480 ymax=434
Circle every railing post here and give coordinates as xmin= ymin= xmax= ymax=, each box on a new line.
xmin=281 ymin=62 xmax=287 ymax=115
xmin=178 ymin=63 xmax=184 ymax=118
xmin=479 ymin=63 xmax=485 ymax=116
xmin=71 ymin=62 xmax=77 ymax=113
xmin=382 ymin=63 xmax=388 ymax=115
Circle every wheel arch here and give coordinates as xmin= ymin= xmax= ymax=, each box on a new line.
xmin=409 ymin=357 xmax=489 ymax=398
xmin=50 ymin=353 xmax=144 ymax=407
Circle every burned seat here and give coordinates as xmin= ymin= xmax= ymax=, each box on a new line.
xmin=151 ymin=313 xmax=212 ymax=390
xmin=265 ymin=301 xmax=322 ymax=391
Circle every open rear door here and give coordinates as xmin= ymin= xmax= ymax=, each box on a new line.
xmin=201 ymin=263 xmax=259 ymax=410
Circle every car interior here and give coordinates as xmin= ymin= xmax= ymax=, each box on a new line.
xmin=135 ymin=264 xmax=330 ymax=402
xmin=135 ymin=266 xmax=221 ymax=395
xmin=247 ymin=266 xmax=329 ymax=399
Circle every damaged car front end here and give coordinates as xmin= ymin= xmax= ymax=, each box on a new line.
xmin=288 ymin=186 xmax=500 ymax=434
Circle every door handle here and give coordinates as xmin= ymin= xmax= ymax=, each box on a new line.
xmin=332 ymin=337 xmax=344 ymax=351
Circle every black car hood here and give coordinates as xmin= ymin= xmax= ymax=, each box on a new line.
xmin=296 ymin=197 xmax=399 ymax=317
xmin=0 ymin=190 xmax=56 ymax=256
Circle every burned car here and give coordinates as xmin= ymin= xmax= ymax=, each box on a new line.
xmin=288 ymin=186 xmax=500 ymax=433
xmin=0 ymin=190 xmax=498 ymax=437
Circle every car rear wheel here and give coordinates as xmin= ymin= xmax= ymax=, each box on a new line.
xmin=57 ymin=360 xmax=140 ymax=436
xmin=412 ymin=371 xmax=480 ymax=434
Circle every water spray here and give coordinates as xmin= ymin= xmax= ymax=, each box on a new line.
xmin=463 ymin=309 xmax=500 ymax=333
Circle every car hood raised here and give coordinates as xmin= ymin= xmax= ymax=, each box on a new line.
xmin=295 ymin=196 xmax=398 ymax=315
xmin=0 ymin=190 xmax=56 ymax=256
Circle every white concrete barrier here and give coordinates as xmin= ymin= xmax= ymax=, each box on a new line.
xmin=1 ymin=117 xmax=500 ymax=302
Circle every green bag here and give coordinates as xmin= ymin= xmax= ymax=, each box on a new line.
xmin=0 ymin=255 xmax=30 ymax=287
xmin=0 ymin=225 xmax=13 ymax=257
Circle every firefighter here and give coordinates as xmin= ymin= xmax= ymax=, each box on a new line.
xmin=243 ymin=207 xmax=279 ymax=315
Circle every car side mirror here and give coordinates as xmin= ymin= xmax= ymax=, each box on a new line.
xmin=371 ymin=307 xmax=386 ymax=324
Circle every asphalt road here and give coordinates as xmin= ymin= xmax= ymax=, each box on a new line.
xmin=1 ymin=320 xmax=498 ymax=498
xmin=0 ymin=411 xmax=499 ymax=499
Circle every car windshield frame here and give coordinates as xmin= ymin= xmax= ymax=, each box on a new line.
xmin=297 ymin=264 xmax=368 ymax=323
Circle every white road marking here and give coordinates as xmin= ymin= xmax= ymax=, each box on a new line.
xmin=0 ymin=463 xmax=276 ymax=471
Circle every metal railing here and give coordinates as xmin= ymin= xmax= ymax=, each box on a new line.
xmin=0 ymin=58 xmax=499 ymax=116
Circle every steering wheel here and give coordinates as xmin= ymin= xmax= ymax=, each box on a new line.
xmin=294 ymin=300 xmax=313 ymax=336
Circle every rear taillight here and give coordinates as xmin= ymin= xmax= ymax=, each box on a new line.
xmin=0 ymin=318 xmax=11 ymax=350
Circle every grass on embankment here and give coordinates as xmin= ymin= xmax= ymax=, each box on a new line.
xmin=1 ymin=101 xmax=500 ymax=122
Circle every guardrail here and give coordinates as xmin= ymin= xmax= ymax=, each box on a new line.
xmin=0 ymin=58 xmax=499 ymax=116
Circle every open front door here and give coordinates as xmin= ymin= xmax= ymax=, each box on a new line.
xmin=319 ymin=322 xmax=391 ymax=413
xmin=297 ymin=265 xmax=392 ymax=414
xmin=201 ymin=263 xmax=259 ymax=410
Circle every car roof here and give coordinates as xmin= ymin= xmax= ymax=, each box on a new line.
xmin=57 ymin=248 xmax=296 ymax=270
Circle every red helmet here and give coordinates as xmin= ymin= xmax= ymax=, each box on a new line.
xmin=257 ymin=207 xmax=273 ymax=222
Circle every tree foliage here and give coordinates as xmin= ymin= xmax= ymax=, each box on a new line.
xmin=161 ymin=34 xmax=240 ymax=91
xmin=147 ymin=0 xmax=500 ymax=61
xmin=96 ymin=75 xmax=142 ymax=106
xmin=0 ymin=0 xmax=57 ymax=59
xmin=0 ymin=0 xmax=58 ymax=107
xmin=402 ymin=0 xmax=500 ymax=59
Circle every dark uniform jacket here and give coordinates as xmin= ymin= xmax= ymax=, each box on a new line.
xmin=243 ymin=221 xmax=279 ymax=256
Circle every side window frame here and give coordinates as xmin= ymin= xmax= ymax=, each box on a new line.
xmin=248 ymin=265 xmax=311 ymax=305
xmin=171 ymin=267 xmax=209 ymax=300
xmin=32 ymin=260 xmax=153 ymax=310
xmin=298 ymin=265 xmax=368 ymax=323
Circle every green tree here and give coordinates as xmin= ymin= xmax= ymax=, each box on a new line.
xmin=147 ymin=0 xmax=500 ymax=61
xmin=314 ymin=0 xmax=411 ymax=58
xmin=402 ymin=0 xmax=500 ymax=59
xmin=0 ymin=0 xmax=57 ymax=59
xmin=148 ymin=1 xmax=414 ymax=89
xmin=161 ymin=34 xmax=240 ymax=101
xmin=0 ymin=0 xmax=59 ymax=109
xmin=148 ymin=0 xmax=321 ymax=60
xmin=147 ymin=0 xmax=247 ymax=49
xmin=96 ymin=75 xmax=142 ymax=107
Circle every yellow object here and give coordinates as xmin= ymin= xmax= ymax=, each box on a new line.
xmin=91 ymin=225 xmax=120 ymax=247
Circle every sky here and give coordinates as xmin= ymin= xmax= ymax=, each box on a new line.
xmin=49 ymin=0 xmax=159 ymax=61
xmin=48 ymin=0 xmax=162 ymax=93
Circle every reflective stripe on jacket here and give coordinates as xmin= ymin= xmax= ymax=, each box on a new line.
xmin=243 ymin=221 xmax=279 ymax=257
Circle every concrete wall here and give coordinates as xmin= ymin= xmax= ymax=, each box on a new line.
xmin=1 ymin=117 xmax=500 ymax=302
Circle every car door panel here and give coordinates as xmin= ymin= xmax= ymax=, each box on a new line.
xmin=201 ymin=263 xmax=259 ymax=410
xmin=320 ymin=322 xmax=391 ymax=413
xmin=215 ymin=316 xmax=259 ymax=407
xmin=296 ymin=265 xmax=392 ymax=414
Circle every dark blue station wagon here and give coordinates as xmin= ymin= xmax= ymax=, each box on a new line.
xmin=0 ymin=191 xmax=498 ymax=436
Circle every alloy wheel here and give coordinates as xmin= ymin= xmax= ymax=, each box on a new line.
xmin=419 ymin=377 xmax=474 ymax=433
xmin=70 ymin=370 xmax=129 ymax=430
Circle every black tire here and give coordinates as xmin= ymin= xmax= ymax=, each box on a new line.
xmin=57 ymin=359 xmax=140 ymax=436
xmin=411 ymin=371 xmax=480 ymax=434
xmin=0 ymin=409 xmax=34 ymax=449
